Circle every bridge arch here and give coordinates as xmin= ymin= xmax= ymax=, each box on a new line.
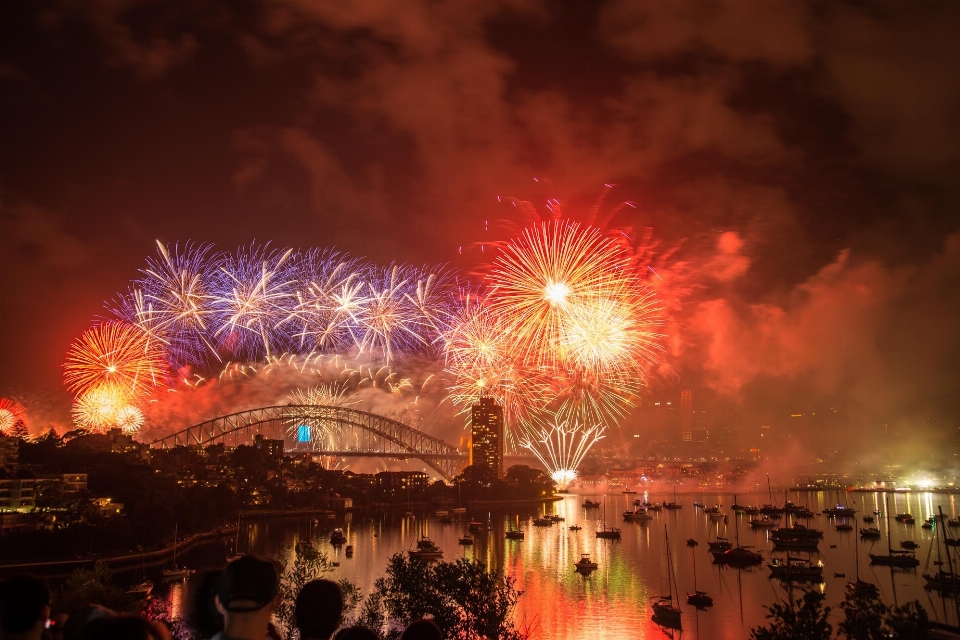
xmin=149 ymin=405 xmax=465 ymax=480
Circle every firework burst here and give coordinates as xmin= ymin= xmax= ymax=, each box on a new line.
xmin=71 ymin=384 xmax=131 ymax=433
xmin=286 ymin=384 xmax=357 ymax=450
xmin=487 ymin=220 xmax=635 ymax=367
xmin=63 ymin=321 xmax=169 ymax=399
xmin=115 ymin=405 xmax=144 ymax=434
xmin=0 ymin=398 xmax=28 ymax=433
xmin=211 ymin=243 xmax=298 ymax=359
xmin=519 ymin=418 xmax=606 ymax=490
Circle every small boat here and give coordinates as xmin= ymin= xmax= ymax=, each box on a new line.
xmin=458 ymin=536 xmax=474 ymax=546
xmin=505 ymin=530 xmax=525 ymax=540
xmin=451 ymin=507 xmax=467 ymax=515
xmin=582 ymin=499 xmax=601 ymax=509
xmin=409 ymin=542 xmax=443 ymax=560
xmin=922 ymin=522 xmax=934 ymax=530
xmin=835 ymin=522 xmax=854 ymax=532
xmin=749 ymin=516 xmax=777 ymax=529
xmin=533 ymin=517 xmax=554 ymax=527
xmin=331 ymin=561 xmax=340 ymax=567
xmin=708 ymin=537 xmax=732 ymax=552
xmin=895 ymin=513 xmax=914 ymax=523
xmin=435 ymin=509 xmax=449 ymax=517
xmin=622 ymin=506 xmax=654 ymax=522
xmin=468 ymin=521 xmax=484 ymax=532
xmin=860 ymin=527 xmax=881 ymax=539
xmin=345 ymin=545 xmax=354 ymax=557
xmin=767 ymin=556 xmax=825 ymax=582
xmin=569 ymin=525 xmax=582 ymax=531
xmin=863 ymin=515 xmax=875 ymax=524
xmin=712 ymin=546 xmax=763 ymax=567
xmin=686 ymin=539 xmax=698 ymax=547
xmin=416 ymin=535 xmax=437 ymax=550
xmin=330 ymin=528 xmax=347 ymax=545
xmin=900 ymin=540 xmax=919 ymax=550
xmin=948 ymin=518 xmax=960 ymax=528
xmin=546 ymin=514 xmax=565 ymax=522
xmin=693 ymin=502 xmax=705 ymax=508
xmin=596 ymin=526 xmax=622 ymax=540
xmin=439 ymin=515 xmax=453 ymax=524
xmin=126 ymin=580 xmax=153 ymax=598
xmin=622 ymin=488 xmax=637 ymax=494
xmin=575 ymin=553 xmax=598 ymax=573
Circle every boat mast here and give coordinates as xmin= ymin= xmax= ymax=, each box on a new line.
xmin=885 ymin=494 xmax=893 ymax=556
xmin=939 ymin=506 xmax=960 ymax=623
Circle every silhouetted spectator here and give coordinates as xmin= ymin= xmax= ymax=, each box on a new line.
xmin=187 ymin=570 xmax=224 ymax=639
xmin=332 ymin=628 xmax=378 ymax=640
xmin=79 ymin=614 xmax=171 ymax=640
xmin=60 ymin=605 xmax=114 ymax=640
xmin=0 ymin=574 xmax=52 ymax=640
xmin=212 ymin=555 xmax=282 ymax=640
xmin=295 ymin=579 xmax=343 ymax=640
xmin=400 ymin=619 xmax=443 ymax=640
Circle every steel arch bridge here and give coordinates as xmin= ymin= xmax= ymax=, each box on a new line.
xmin=148 ymin=405 xmax=466 ymax=480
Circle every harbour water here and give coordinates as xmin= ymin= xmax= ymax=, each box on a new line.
xmin=156 ymin=490 xmax=960 ymax=639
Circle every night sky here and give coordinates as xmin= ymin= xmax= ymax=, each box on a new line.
xmin=2 ymin=2 xmax=959 ymax=450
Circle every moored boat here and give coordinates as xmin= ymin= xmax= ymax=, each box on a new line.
xmin=575 ymin=553 xmax=598 ymax=573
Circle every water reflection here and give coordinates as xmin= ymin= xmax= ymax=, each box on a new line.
xmin=157 ymin=491 xmax=960 ymax=639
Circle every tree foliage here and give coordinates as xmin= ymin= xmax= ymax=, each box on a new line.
xmin=750 ymin=591 xmax=833 ymax=640
xmin=839 ymin=593 xmax=929 ymax=640
xmin=362 ymin=553 xmax=526 ymax=640
xmin=274 ymin=540 xmax=338 ymax=639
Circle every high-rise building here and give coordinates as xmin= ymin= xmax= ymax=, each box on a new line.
xmin=680 ymin=390 xmax=693 ymax=443
xmin=470 ymin=396 xmax=504 ymax=477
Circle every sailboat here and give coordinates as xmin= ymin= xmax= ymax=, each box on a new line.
xmin=869 ymin=494 xmax=920 ymax=567
xmin=923 ymin=506 xmax=960 ymax=593
xmin=162 ymin=523 xmax=194 ymax=579
xmin=847 ymin=508 xmax=880 ymax=598
xmin=686 ymin=544 xmax=713 ymax=608
xmin=652 ymin=526 xmax=682 ymax=629
xmin=596 ymin=496 xmax=622 ymax=540
xmin=711 ymin=501 xmax=763 ymax=567
xmin=226 ymin=513 xmax=243 ymax=563
xmin=126 ymin=546 xmax=153 ymax=598
xmin=663 ymin=486 xmax=682 ymax=510
xmin=451 ymin=482 xmax=467 ymax=515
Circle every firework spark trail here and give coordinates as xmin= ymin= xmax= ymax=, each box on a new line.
xmin=519 ymin=418 xmax=606 ymax=490
xmin=63 ymin=321 xmax=169 ymax=400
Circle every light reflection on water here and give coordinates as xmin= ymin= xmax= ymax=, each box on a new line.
xmin=157 ymin=491 xmax=960 ymax=639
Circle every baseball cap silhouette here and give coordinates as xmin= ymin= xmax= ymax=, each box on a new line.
xmin=217 ymin=555 xmax=279 ymax=612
